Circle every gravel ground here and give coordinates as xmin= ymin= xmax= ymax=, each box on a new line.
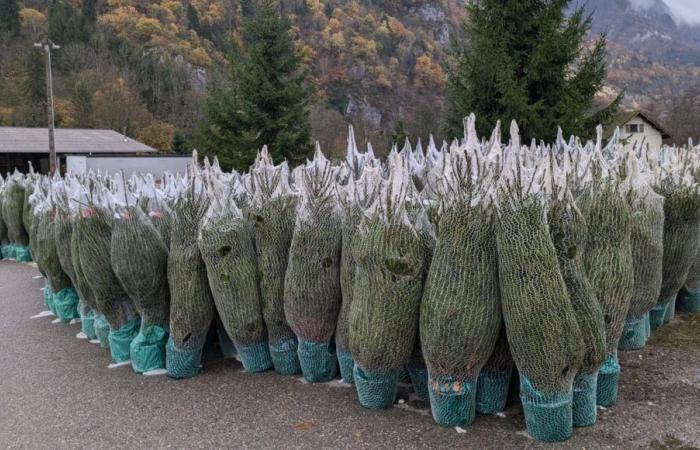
xmin=0 ymin=260 xmax=698 ymax=449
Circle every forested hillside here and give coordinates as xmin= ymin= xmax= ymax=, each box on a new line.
xmin=1 ymin=0 xmax=699 ymax=155
xmin=0 ymin=0 xmax=464 ymax=156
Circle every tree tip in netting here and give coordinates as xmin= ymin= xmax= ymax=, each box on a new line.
xmin=166 ymin=159 xmax=217 ymax=378
xmin=248 ymin=149 xmax=301 ymax=375
xmin=349 ymin=152 xmax=429 ymax=410
xmin=284 ymin=146 xmax=342 ymax=383
xmin=199 ymin=160 xmax=272 ymax=373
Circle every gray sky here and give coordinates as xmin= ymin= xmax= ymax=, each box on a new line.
xmin=664 ymin=0 xmax=700 ymax=25
xmin=630 ymin=0 xmax=700 ymax=25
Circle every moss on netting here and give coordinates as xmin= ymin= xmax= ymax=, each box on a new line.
xmin=420 ymin=202 xmax=501 ymax=380
xmin=76 ymin=206 xmax=139 ymax=330
xmin=111 ymin=206 xmax=170 ymax=330
xmin=548 ymin=199 xmax=606 ymax=373
xmin=349 ymin=219 xmax=426 ymax=372
xmin=578 ymin=183 xmax=634 ymax=356
xmin=496 ymin=196 xmax=583 ymax=394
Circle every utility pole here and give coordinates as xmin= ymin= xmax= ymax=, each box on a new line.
xmin=34 ymin=38 xmax=60 ymax=175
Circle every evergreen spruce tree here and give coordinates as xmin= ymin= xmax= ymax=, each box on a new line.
xmin=48 ymin=0 xmax=89 ymax=45
xmin=201 ymin=0 xmax=313 ymax=170
xmin=445 ymin=0 xmax=622 ymax=142
xmin=0 ymin=0 xmax=21 ymax=36
xmin=172 ymin=130 xmax=188 ymax=154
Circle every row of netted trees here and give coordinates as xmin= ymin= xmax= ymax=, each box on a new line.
xmin=2 ymin=117 xmax=700 ymax=442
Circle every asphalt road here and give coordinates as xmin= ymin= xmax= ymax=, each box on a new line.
xmin=0 ymin=260 xmax=698 ymax=449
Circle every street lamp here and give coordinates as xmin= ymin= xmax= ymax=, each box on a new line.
xmin=34 ymin=38 xmax=60 ymax=176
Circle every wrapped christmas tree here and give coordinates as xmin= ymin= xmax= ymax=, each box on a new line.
xmin=284 ymin=147 xmax=342 ymax=382
xmin=166 ymin=163 xmax=216 ymax=378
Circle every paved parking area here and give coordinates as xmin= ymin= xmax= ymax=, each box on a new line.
xmin=0 ymin=260 xmax=698 ymax=449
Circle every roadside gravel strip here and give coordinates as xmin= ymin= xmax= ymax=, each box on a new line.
xmin=0 ymin=261 xmax=698 ymax=449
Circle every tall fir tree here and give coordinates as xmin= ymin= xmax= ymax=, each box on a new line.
xmin=445 ymin=0 xmax=622 ymax=142
xmin=201 ymin=0 xmax=312 ymax=170
xmin=48 ymin=0 xmax=90 ymax=45
xmin=0 ymin=0 xmax=21 ymax=36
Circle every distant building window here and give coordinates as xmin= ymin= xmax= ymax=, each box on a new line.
xmin=626 ymin=123 xmax=645 ymax=134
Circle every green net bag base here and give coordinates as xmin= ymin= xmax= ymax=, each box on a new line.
xmin=596 ymin=352 xmax=620 ymax=407
xmin=520 ymin=376 xmax=573 ymax=442
xmin=649 ymin=301 xmax=670 ymax=331
xmin=337 ymin=350 xmax=354 ymax=384
xmin=476 ymin=368 xmax=512 ymax=415
xmin=235 ymin=341 xmax=274 ymax=373
xmin=166 ymin=335 xmax=207 ymax=379
xmin=428 ymin=374 xmax=477 ymax=428
xmin=52 ymin=287 xmax=80 ymax=322
xmin=80 ymin=309 xmax=97 ymax=341
xmin=407 ymin=359 xmax=429 ymax=401
xmin=297 ymin=340 xmax=338 ymax=383
xmin=572 ymin=371 xmax=598 ymax=427
xmin=0 ymin=244 xmax=12 ymax=259
xmin=130 ymin=325 xmax=168 ymax=374
xmin=2 ymin=244 xmax=17 ymax=260
xmin=94 ymin=314 xmax=111 ymax=349
xmin=270 ymin=337 xmax=301 ymax=376
xmin=677 ymin=287 xmax=700 ymax=313
xmin=618 ymin=314 xmax=649 ymax=351
xmin=43 ymin=280 xmax=54 ymax=314
xmin=663 ymin=299 xmax=675 ymax=324
xmin=398 ymin=366 xmax=411 ymax=384
xmin=15 ymin=245 xmax=31 ymax=262
xmin=216 ymin=321 xmax=238 ymax=360
xmin=108 ymin=318 xmax=141 ymax=364
xmin=353 ymin=365 xmax=398 ymax=410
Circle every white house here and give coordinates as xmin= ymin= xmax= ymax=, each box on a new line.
xmin=605 ymin=110 xmax=671 ymax=152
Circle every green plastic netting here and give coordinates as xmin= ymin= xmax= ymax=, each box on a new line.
xmin=350 ymin=218 xmax=426 ymax=409
xmin=76 ymin=204 xmax=139 ymax=363
xmin=549 ymin=194 xmax=606 ymax=426
xmin=497 ymin=194 xmax=583 ymax=442
xmin=112 ymin=205 xmax=170 ymax=374
xmin=578 ymin=180 xmax=633 ymax=408
xmin=421 ymin=199 xmax=501 ymax=426
xmin=166 ymin=181 xmax=216 ymax=379
xmin=336 ymin=167 xmax=381 ymax=384
xmin=620 ymin=184 xmax=664 ymax=350
xmin=199 ymin=193 xmax=272 ymax=373
xmin=70 ymin=213 xmax=100 ymax=326
xmin=476 ymin=326 xmax=513 ymax=416
xmin=35 ymin=209 xmax=78 ymax=322
xmin=3 ymin=176 xmax=29 ymax=247
xmin=651 ymin=184 xmax=700 ymax=329
xmin=284 ymin=150 xmax=342 ymax=383
xmin=249 ymin=156 xmax=301 ymax=375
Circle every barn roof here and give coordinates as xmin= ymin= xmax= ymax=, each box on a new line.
xmin=0 ymin=127 xmax=158 ymax=154
xmin=604 ymin=110 xmax=672 ymax=140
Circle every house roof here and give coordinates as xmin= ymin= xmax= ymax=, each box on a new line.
xmin=604 ymin=110 xmax=672 ymax=140
xmin=0 ymin=127 xmax=158 ymax=154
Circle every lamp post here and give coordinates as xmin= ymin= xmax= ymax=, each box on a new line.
xmin=34 ymin=38 xmax=60 ymax=175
